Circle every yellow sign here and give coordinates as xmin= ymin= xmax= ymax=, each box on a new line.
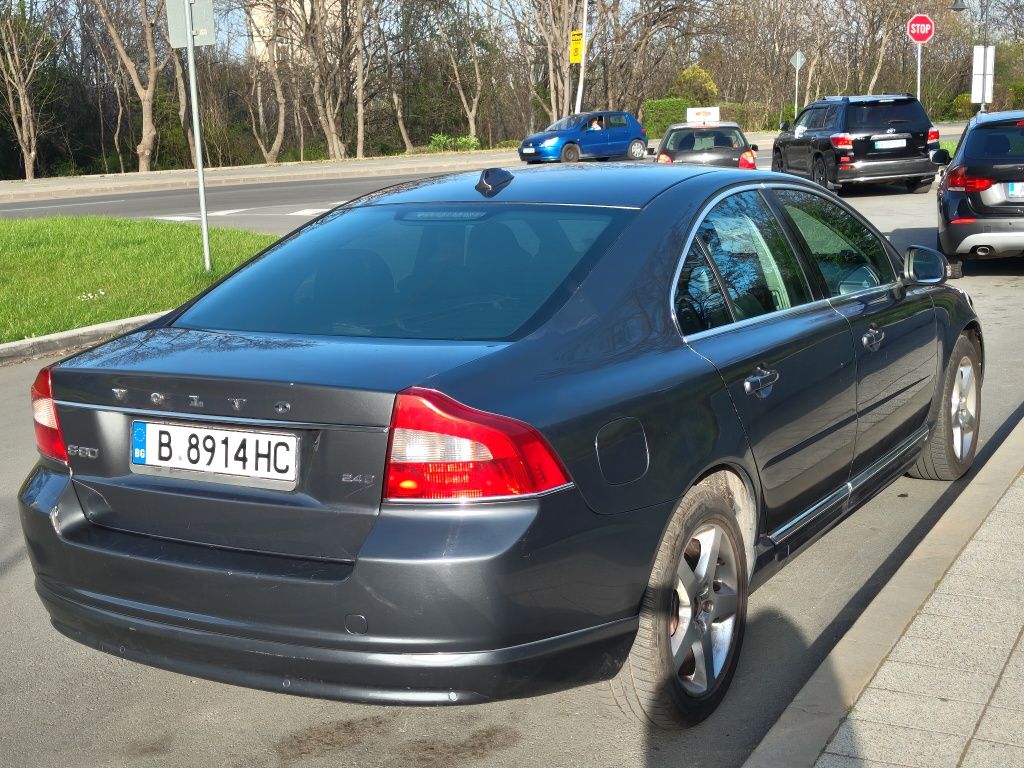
xmin=569 ymin=30 xmax=584 ymax=64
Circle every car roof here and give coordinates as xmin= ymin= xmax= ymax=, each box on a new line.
xmin=972 ymin=110 xmax=1024 ymax=126
xmin=665 ymin=122 xmax=743 ymax=130
xmin=350 ymin=164 xmax=719 ymax=209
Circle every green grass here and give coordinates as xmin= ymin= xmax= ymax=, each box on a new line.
xmin=0 ymin=217 xmax=277 ymax=343
xmin=939 ymin=139 xmax=957 ymax=154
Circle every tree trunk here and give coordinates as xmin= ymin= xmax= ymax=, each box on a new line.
xmin=170 ymin=50 xmax=196 ymax=166
xmin=137 ymin=92 xmax=156 ymax=172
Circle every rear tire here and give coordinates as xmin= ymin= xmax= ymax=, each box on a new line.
xmin=909 ymin=333 xmax=981 ymax=481
xmin=812 ymin=156 xmax=829 ymax=188
xmin=560 ymin=143 xmax=580 ymax=163
xmin=772 ymin=151 xmax=785 ymax=173
xmin=947 ymin=256 xmax=964 ymax=279
xmin=628 ymin=139 xmax=647 ymax=160
xmin=603 ymin=480 xmax=748 ymax=728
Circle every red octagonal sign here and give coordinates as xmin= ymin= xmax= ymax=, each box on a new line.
xmin=907 ymin=14 xmax=935 ymax=44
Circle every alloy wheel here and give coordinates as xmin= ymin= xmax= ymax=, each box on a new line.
xmin=950 ymin=355 xmax=978 ymax=461
xmin=668 ymin=523 xmax=740 ymax=696
xmin=630 ymin=141 xmax=646 ymax=159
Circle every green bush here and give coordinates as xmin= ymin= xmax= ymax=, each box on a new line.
xmin=642 ymin=97 xmax=691 ymax=138
xmin=429 ymin=133 xmax=454 ymax=151
xmin=454 ymin=135 xmax=481 ymax=151
xmin=668 ymin=64 xmax=719 ymax=104
xmin=719 ymin=101 xmax=775 ymax=131
xmin=950 ymin=93 xmax=974 ymax=120
xmin=495 ymin=139 xmax=520 ymax=149
xmin=1004 ymin=81 xmax=1024 ymax=110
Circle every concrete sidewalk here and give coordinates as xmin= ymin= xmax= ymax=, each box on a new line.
xmin=815 ymin=472 xmax=1024 ymax=768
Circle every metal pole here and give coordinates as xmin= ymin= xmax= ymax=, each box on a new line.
xmin=794 ymin=67 xmax=799 ymax=117
xmin=980 ymin=0 xmax=989 ymax=113
xmin=573 ymin=0 xmax=588 ymax=114
xmin=916 ymin=43 xmax=922 ymax=100
xmin=184 ymin=0 xmax=211 ymax=272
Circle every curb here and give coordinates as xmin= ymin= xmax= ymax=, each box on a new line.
xmin=0 ymin=152 xmax=519 ymax=204
xmin=742 ymin=414 xmax=1024 ymax=768
xmin=0 ymin=312 xmax=166 ymax=365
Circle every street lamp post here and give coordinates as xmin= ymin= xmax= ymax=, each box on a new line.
xmin=951 ymin=0 xmax=992 ymax=113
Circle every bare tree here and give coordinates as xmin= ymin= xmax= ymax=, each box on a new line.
xmin=0 ymin=2 xmax=61 ymax=179
xmin=243 ymin=0 xmax=287 ymax=163
xmin=434 ymin=0 xmax=484 ymax=137
xmin=90 ymin=0 xmax=168 ymax=172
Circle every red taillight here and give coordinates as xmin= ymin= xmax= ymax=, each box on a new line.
xmin=927 ymin=126 xmax=940 ymax=143
xmin=830 ymin=133 xmax=853 ymax=150
xmin=641 ymin=126 xmax=647 ymax=135
xmin=657 ymin=152 xmax=673 ymax=164
xmin=384 ymin=388 xmax=570 ymax=501
xmin=950 ymin=217 xmax=977 ymax=224
xmin=31 ymin=367 xmax=67 ymax=462
xmin=944 ymin=165 xmax=993 ymax=193
xmin=738 ymin=150 xmax=757 ymax=169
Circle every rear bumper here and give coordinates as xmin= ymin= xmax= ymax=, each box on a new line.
xmin=939 ymin=218 xmax=1024 ymax=258
xmin=20 ymin=466 xmax=659 ymax=704
xmin=836 ymin=156 xmax=937 ymax=185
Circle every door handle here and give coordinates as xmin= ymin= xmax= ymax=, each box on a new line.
xmin=862 ymin=327 xmax=886 ymax=352
xmin=744 ymin=366 xmax=780 ymax=398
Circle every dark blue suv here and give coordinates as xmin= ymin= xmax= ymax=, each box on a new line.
xmin=518 ymin=111 xmax=648 ymax=163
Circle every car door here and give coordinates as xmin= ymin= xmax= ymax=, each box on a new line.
xmin=771 ymin=188 xmax=938 ymax=491
xmin=681 ymin=189 xmax=858 ymax=536
xmin=578 ymin=114 xmax=608 ymax=157
xmin=605 ymin=113 xmax=631 ymax=156
xmin=786 ymin=107 xmax=820 ymax=176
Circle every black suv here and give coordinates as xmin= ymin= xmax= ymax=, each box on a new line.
xmin=933 ymin=110 xmax=1024 ymax=278
xmin=773 ymin=94 xmax=940 ymax=193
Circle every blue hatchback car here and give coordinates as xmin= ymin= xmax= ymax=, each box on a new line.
xmin=518 ymin=111 xmax=648 ymax=163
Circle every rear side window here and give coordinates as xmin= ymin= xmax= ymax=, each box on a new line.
xmin=608 ymin=114 xmax=628 ymax=128
xmin=674 ymin=244 xmax=731 ymax=335
xmin=774 ymin=189 xmax=896 ymax=295
xmin=697 ymin=191 xmax=812 ymax=321
xmin=665 ymin=127 xmax=745 ymax=152
xmin=963 ymin=124 xmax=1024 ymax=162
xmin=176 ymin=204 xmax=632 ymax=341
xmin=847 ymin=99 xmax=929 ymax=130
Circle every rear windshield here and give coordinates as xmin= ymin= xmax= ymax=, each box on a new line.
xmin=175 ymin=204 xmax=633 ymax=341
xmin=847 ymin=99 xmax=930 ymax=129
xmin=963 ymin=124 xmax=1024 ymax=162
xmin=664 ymin=127 xmax=745 ymax=152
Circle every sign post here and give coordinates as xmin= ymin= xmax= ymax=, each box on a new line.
xmin=789 ymin=51 xmax=806 ymax=117
xmin=972 ymin=44 xmax=995 ymax=112
xmin=571 ymin=1 xmax=587 ymax=114
xmin=906 ymin=14 xmax=935 ymax=101
xmin=168 ymin=0 xmax=215 ymax=272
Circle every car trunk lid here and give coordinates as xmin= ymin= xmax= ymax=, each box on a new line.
xmin=53 ymin=327 xmax=506 ymax=562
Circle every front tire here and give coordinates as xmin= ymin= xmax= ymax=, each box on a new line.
xmin=560 ymin=143 xmax=580 ymax=163
xmin=772 ymin=151 xmax=785 ymax=173
xmin=604 ymin=480 xmax=748 ymax=728
xmin=628 ymin=140 xmax=647 ymax=160
xmin=909 ymin=333 xmax=981 ymax=481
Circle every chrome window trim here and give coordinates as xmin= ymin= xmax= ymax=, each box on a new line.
xmin=670 ymin=181 xmax=901 ymax=343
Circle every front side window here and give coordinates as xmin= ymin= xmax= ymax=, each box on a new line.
xmin=795 ymin=108 xmax=819 ymax=130
xmin=176 ymin=204 xmax=633 ymax=341
xmin=674 ymin=244 xmax=731 ymax=335
xmin=774 ymin=189 xmax=896 ymax=296
xmin=697 ymin=191 xmax=812 ymax=321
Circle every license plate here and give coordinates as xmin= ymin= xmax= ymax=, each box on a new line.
xmin=1009 ymin=182 xmax=1024 ymax=198
xmin=874 ymin=139 xmax=906 ymax=150
xmin=522 ymin=147 xmax=536 ymax=154
xmin=131 ymin=421 xmax=298 ymax=486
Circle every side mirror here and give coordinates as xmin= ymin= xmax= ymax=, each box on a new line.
xmin=903 ymin=245 xmax=948 ymax=286
xmin=932 ymin=148 xmax=951 ymax=166
xmin=780 ymin=121 xmax=791 ymax=132
xmin=749 ymin=144 xmax=759 ymax=152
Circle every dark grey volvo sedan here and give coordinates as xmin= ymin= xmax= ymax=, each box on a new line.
xmin=21 ymin=164 xmax=981 ymax=727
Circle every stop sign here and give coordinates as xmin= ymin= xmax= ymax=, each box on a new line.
xmin=907 ymin=14 xmax=935 ymax=44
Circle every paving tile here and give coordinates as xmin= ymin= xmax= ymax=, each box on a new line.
xmin=814 ymin=754 xmax=906 ymax=768
xmin=850 ymin=687 xmax=983 ymax=736
xmin=957 ymin=539 xmax=1024 ymax=567
xmin=991 ymin=675 xmax=1024 ymax=711
xmin=825 ymin=720 xmax=967 ymax=768
xmin=975 ymin=512 xmax=1024 ymax=546
xmin=948 ymin=556 xmax=1024 ymax=584
xmin=936 ymin=572 xmax=1014 ymax=601
xmin=1004 ymin=648 xmax=1024 ymax=680
xmin=869 ymin=660 xmax=997 ymax=704
xmin=975 ymin=706 xmax=1024 ymax=747
xmin=888 ymin=635 xmax=1010 ymax=676
xmin=923 ymin=592 xmax=1024 ymax=625
xmin=904 ymin=612 xmax=1022 ymax=649
xmin=960 ymin=739 xmax=1024 ymax=768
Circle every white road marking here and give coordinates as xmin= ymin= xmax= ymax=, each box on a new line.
xmin=0 ymin=198 xmax=127 ymax=213
xmin=152 ymin=215 xmax=199 ymax=222
xmin=289 ymin=208 xmax=329 ymax=216
xmin=208 ymin=209 xmax=247 ymax=217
